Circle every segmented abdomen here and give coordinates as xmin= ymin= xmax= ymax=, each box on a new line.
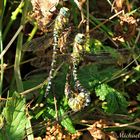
xmin=65 ymin=33 xmax=91 ymax=111
xmin=45 ymin=7 xmax=70 ymax=97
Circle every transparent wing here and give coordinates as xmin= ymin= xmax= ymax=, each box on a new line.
xmin=22 ymin=33 xmax=53 ymax=53
xmin=22 ymin=27 xmax=71 ymax=53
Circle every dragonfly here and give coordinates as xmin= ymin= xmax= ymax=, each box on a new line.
xmin=65 ymin=33 xmax=91 ymax=111
xmin=24 ymin=5 xmax=92 ymax=111
xmin=23 ymin=26 xmax=72 ymax=67
xmin=23 ymin=33 xmax=140 ymax=68
xmin=23 ymin=3 xmax=140 ymax=111
xmin=23 ymin=32 xmax=140 ymax=111
xmin=45 ymin=7 xmax=70 ymax=96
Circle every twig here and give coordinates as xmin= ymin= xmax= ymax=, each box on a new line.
xmin=20 ymin=62 xmax=64 ymax=96
xmin=0 ymin=25 xmax=23 ymax=60
xmin=89 ymin=10 xmax=123 ymax=32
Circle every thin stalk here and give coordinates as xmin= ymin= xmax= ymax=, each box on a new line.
xmin=104 ymin=54 xmax=140 ymax=83
xmin=3 ymin=1 xmax=24 ymax=41
xmin=86 ymin=0 xmax=89 ymax=34
xmin=87 ymin=10 xmax=123 ymax=36
xmin=26 ymin=114 xmax=34 ymax=140
xmin=20 ymin=63 xmax=64 ymax=96
xmin=0 ymin=0 xmax=7 ymax=96
xmin=14 ymin=0 xmax=28 ymax=92
xmin=85 ymin=0 xmax=90 ymax=52
xmin=0 ymin=25 xmax=23 ymax=59
xmin=13 ymin=1 xmax=34 ymax=139
xmin=0 ymin=21 xmax=3 ymax=96
xmin=14 ymin=32 xmax=24 ymax=92
xmin=27 ymin=22 xmax=38 ymax=42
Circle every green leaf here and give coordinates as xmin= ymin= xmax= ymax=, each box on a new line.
xmin=43 ymin=106 xmax=56 ymax=120
xmin=0 ymin=92 xmax=27 ymax=140
xmin=137 ymin=94 xmax=140 ymax=101
xmin=95 ymin=84 xmax=128 ymax=114
xmin=0 ymin=114 xmax=4 ymax=129
xmin=79 ymin=64 xmax=120 ymax=89
xmin=59 ymin=107 xmax=76 ymax=134
xmin=53 ymin=64 xmax=69 ymax=98
xmin=23 ymin=73 xmax=46 ymax=90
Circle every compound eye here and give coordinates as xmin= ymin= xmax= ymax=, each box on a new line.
xmin=60 ymin=7 xmax=70 ymax=17
xmin=75 ymin=33 xmax=86 ymax=45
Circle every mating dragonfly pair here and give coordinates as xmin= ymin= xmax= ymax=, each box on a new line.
xmin=24 ymin=7 xmax=91 ymax=111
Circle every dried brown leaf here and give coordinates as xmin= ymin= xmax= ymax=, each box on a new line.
xmin=31 ymin=0 xmax=59 ymax=31
xmin=113 ymin=16 xmax=137 ymax=42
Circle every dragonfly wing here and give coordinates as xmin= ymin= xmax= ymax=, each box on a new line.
xmin=22 ymin=33 xmax=53 ymax=53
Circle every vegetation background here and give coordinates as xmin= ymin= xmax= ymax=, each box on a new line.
xmin=0 ymin=0 xmax=140 ymax=139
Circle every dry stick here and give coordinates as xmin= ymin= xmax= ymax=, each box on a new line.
xmin=104 ymin=54 xmax=140 ymax=83
xmin=89 ymin=10 xmax=123 ymax=32
xmin=134 ymin=28 xmax=140 ymax=47
xmin=20 ymin=62 xmax=64 ymax=96
xmin=6 ymin=53 xmax=67 ymax=70
xmin=88 ymin=10 xmax=122 ymax=46
xmin=53 ymin=94 xmax=59 ymax=121
xmin=20 ymin=79 xmax=47 ymax=96
xmin=125 ymin=28 xmax=140 ymax=66
xmin=107 ymin=121 xmax=140 ymax=131
xmin=78 ymin=120 xmax=140 ymax=132
xmin=6 ymin=57 xmax=37 ymax=70
xmin=0 ymin=25 xmax=23 ymax=59
xmin=131 ymin=28 xmax=140 ymax=65
xmin=0 ymin=97 xmax=12 ymax=100
xmin=86 ymin=0 xmax=89 ymax=34
xmin=51 ymin=62 xmax=64 ymax=121
xmin=127 ymin=42 xmax=139 ymax=66
xmin=105 ymin=28 xmax=140 ymax=83
xmin=85 ymin=0 xmax=90 ymax=51
xmin=74 ymin=0 xmax=85 ymax=28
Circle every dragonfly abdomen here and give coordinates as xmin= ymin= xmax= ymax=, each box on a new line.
xmin=65 ymin=33 xmax=91 ymax=111
xmin=45 ymin=7 xmax=70 ymax=97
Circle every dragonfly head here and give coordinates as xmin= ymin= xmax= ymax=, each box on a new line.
xmin=59 ymin=7 xmax=70 ymax=17
xmin=75 ymin=33 xmax=86 ymax=45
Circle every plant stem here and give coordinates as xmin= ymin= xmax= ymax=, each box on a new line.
xmin=3 ymin=1 xmax=24 ymax=41
xmin=14 ymin=0 xmax=28 ymax=92
xmin=0 ymin=25 xmax=23 ymax=59
xmin=0 ymin=0 xmax=7 ymax=96
xmin=0 ymin=20 xmax=3 ymax=96
xmin=27 ymin=22 xmax=38 ymax=42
